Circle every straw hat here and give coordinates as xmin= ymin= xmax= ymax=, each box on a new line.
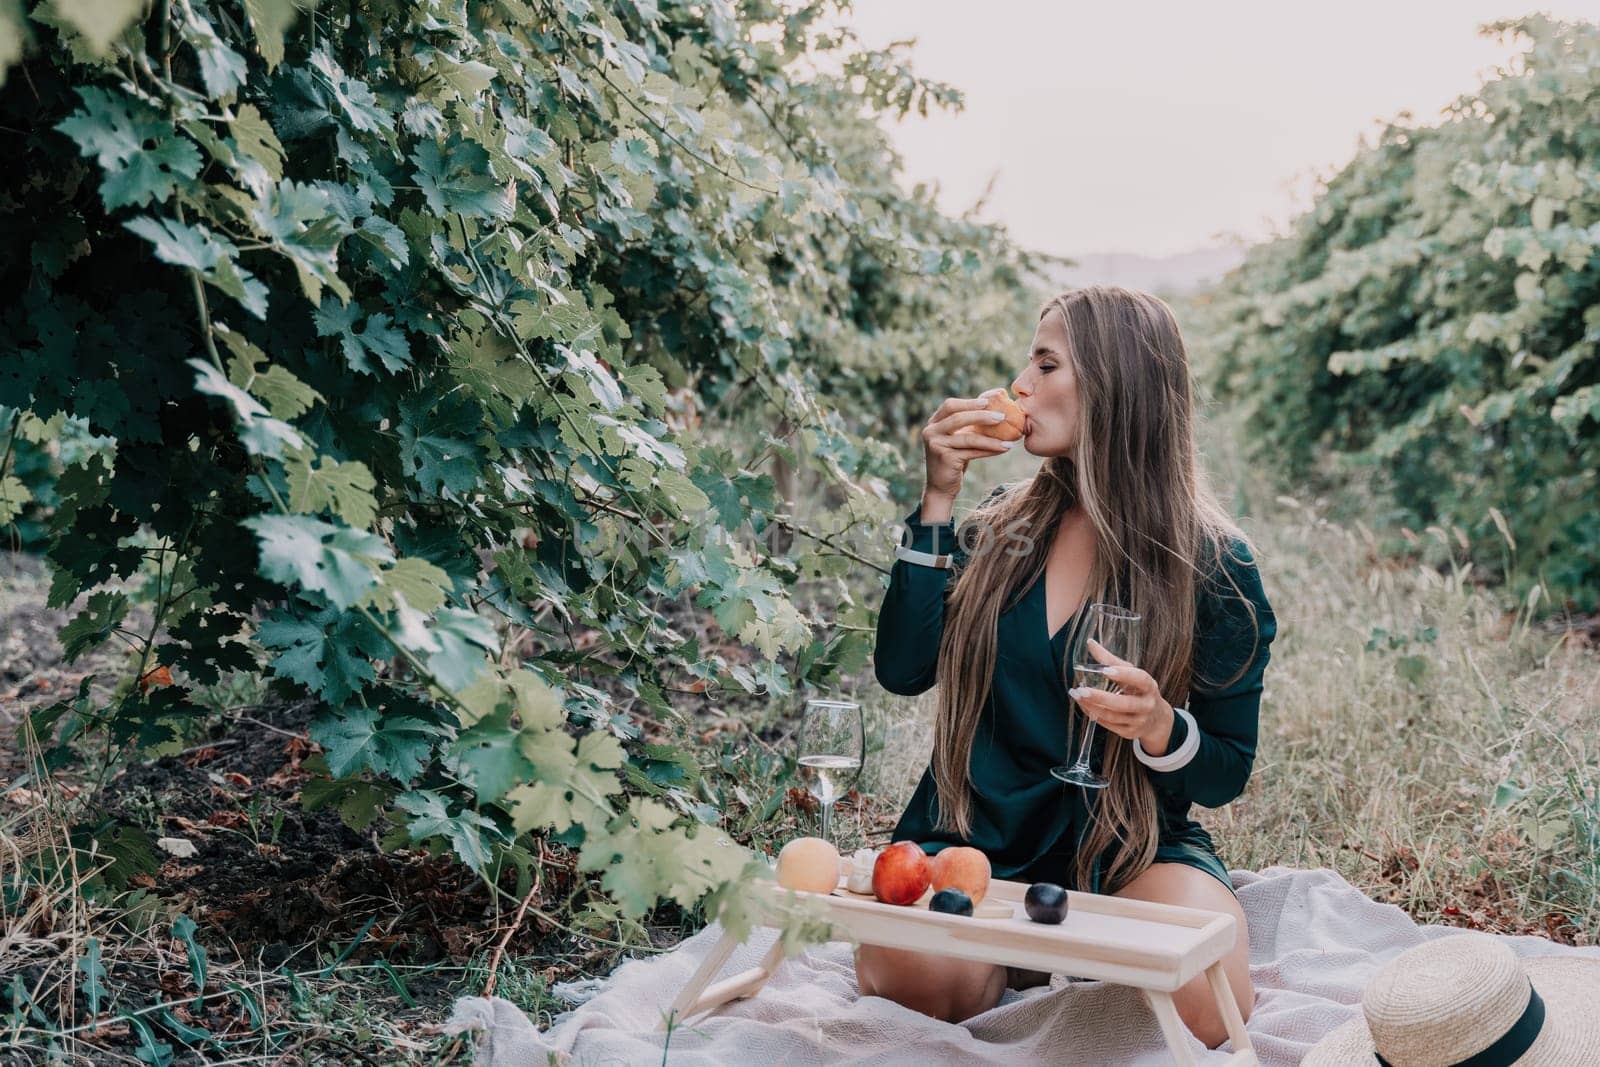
xmin=1303 ymin=932 xmax=1600 ymax=1066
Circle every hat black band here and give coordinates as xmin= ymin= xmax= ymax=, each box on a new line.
xmin=1374 ymin=981 xmax=1544 ymax=1067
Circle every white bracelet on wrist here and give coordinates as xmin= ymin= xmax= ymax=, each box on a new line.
xmin=1133 ymin=705 xmax=1200 ymax=770
xmin=894 ymin=545 xmax=953 ymax=569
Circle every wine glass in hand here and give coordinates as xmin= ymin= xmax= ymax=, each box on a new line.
xmin=797 ymin=699 xmax=864 ymax=844
xmin=1051 ymin=603 xmax=1141 ymax=789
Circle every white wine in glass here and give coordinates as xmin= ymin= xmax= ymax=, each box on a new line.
xmin=796 ymin=699 xmax=864 ymax=844
xmin=1052 ymin=603 xmax=1141 ymax=789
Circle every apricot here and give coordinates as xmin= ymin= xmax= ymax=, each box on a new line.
xmin=872 ymin=840 xmax=932 ymax=905
xmin=971 ymin=389 xmax=1026 ymax=442
xmin=930 ymin=845 xmax=991 ymax=905
xmin=775 ymin=836 xmax=841 ymax=895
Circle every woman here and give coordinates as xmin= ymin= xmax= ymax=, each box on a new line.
xmin=857 ymin=285 xmax=1276 ymax=1050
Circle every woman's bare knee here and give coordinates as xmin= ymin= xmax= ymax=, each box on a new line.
xmin=1110 ymin=863 xmax=1253 ymax=1050
xmin=854 ymin=944 xmax=1006 ymax=1023
xmin=1173 ymin=959 xmax=1252 ymax=1049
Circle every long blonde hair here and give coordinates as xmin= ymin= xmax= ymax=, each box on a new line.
xmin=931 ymin=285 xmax=1261 ymax=894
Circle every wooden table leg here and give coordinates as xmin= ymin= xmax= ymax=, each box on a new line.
xmin=1142 ymin=988 xmax=1197 ymax=1067
xmin=661 ymin=930 xmax=740 ymax=1031
xmin=1204 ymin=960 xmax=1256 ymax=1062
xmin=732 ymin=937 xmax=787 ymax=1001
xmin=659 ymin=931 xmax=788 ymax=1031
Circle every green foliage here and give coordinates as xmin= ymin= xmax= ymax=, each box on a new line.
xmin=0 ymin=0 xmax=1044 ymax=929
xmin=1191 ymin=15 xmax=1600 ymax=608
xmin=75 ymin=939 xmax=107 ymax=1019
xmin=170 ymin=914 xmax=208 ymax=1001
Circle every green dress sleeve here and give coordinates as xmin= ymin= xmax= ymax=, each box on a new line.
xmin=873 ymin=483 xmax=1009 ymax=696
xmin=1143 ymin=537 xmax=1277 ymax=809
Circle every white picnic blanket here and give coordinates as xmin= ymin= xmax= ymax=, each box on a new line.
xmin=444 ymin=865 xmax=1600 ymax=1065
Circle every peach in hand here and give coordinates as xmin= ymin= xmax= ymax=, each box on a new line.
xmin=775 ymin=836 xmax=841 ymax=894
xmin=971 ymin=389 xmax=1026 ymax=442
xmin=872 ymin=840 xmax=932 ymax=906
xmin=930 ymin=845 xmax=991 ymax=906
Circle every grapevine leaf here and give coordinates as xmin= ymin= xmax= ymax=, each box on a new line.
xmin=574 ymin=796 xmax=683 ymax=917
xmin=124 ymin=216 xmax=225 ymax=271
xmin=220 ymin=331 xmax=321 ymax=419
xmin=311 ymin=705 xmax=443 ymax=783
xmin=395 ymin=790 xmax=497 ymax=873
xmin=412 ymin=134 xmax=512 ymax=221
xmin=447 ymin=326 xmax=534 ymax=401
xmin=53 ymin=0 xmax=143 ymax=54
xmin=243 ymin=0 xmax=308 ymax=69
xmin=308 ymin=45 xmax=395 ymax=135
xmin=446 ymin=708 xmax=532 ymax=801
xmin=190 ymin=359 xmax=304 ymax=459
xmin=284 ymin=447 xmax=378 ymax=528
xmin=505 ymin=724 xmax=625 ymax=834
xmin=0 ymin=473 xmax=30 ymax=524
xmin=60 ymin=590 xmax=128 ymax=662
xmin=364 ymin=556 xmax=451 ymax=614
xmin=0 ymin=2 xmax=28 ymax=85
xmin=257 ymin=602 xmax=388 ymax=702
xmin=242 ymin=514 xmax=393 ymax=609
xmin=354 ymin=214 xmax=409 ymax=267
xmin=396 ymin=391 xmax=485 ymax=497
xmin=251 ymin=179 xmax=350 ymax=305
xmin=230 ymin=103 xmax=286 ymax=182
xmin=56 ymin=88 xmax=201 ymax=210
xmin=179 ymin=7 xmax=247 ymax=99
xmin=313 ymin=297 xmax=412 ymax=374
xmin=423 ymin=607 xmax=496 ymax=691
xmin=299 ymin=761 xmax=394 ymax=831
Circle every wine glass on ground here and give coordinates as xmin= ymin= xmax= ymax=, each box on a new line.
xmin=1051 ymin=603 xmax=1141 ymax=789
xmin=796 ymin=698 xmax=864 ymax=844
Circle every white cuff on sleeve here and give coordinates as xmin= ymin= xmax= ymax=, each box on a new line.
xmin=894 ymin=545 xmax=953 ymax=569
xmin=1133 ymin=705 xmax=1200 ymax=771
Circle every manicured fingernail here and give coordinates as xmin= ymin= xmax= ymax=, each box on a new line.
xmin=1069 ymin=687 xmax=1085 ymax=699
xmin=1102 ymin=666 xmax=1119 ymax=677
xmin=986 ymin=411 xmax=1006 ymax=421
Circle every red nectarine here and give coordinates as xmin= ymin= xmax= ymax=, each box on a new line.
xmin=872 ymin=841 xmax=931 ymax=906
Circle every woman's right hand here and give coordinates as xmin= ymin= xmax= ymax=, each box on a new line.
xmin=922 ymin=390 xmax=1017 ymax=500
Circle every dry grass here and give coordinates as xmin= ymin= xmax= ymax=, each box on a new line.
xmin=1219 ymin=490 xmax=1598 ymax=941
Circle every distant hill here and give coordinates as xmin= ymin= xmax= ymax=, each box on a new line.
xmin=1040 ymin=245 xmax=1248 ymax=299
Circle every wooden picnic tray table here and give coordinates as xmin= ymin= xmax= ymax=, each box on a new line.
xmin=663 ymin=873 xmax=1254 ymax=1066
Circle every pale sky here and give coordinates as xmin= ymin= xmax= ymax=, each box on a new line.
xmin=822 ymin=3 xmax=1597 ymax=259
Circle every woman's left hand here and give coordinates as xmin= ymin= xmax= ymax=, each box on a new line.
xmin=1069 ymin=637 xmax=1176 ymax=754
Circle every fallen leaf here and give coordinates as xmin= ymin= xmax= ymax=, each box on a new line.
xmin=157 ymin=836 xmax=199 ymax=858
xmin=138 ymin=665 xmax=173 ymax=692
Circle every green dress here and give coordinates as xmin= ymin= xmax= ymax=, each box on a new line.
xmin=875 ymin=485 xmax=1277 ymax=899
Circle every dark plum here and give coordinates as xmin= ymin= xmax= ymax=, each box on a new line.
xmin=928 ymin=888 xmax=974 ymax=916
xmin=1024 ymin=882 xmax=1069 ymax=924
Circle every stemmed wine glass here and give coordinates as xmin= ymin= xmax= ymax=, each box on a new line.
xmin=796 ymin=698 xmax=864 ymax=844
xmin=1051 ymin=603 xmax=1141 ymax=789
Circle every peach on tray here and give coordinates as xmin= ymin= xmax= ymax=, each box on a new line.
xmin=775 ymin=836 xmax=840 ymax=894
xmin=930 ymin=846 xmax=991 ymax=905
